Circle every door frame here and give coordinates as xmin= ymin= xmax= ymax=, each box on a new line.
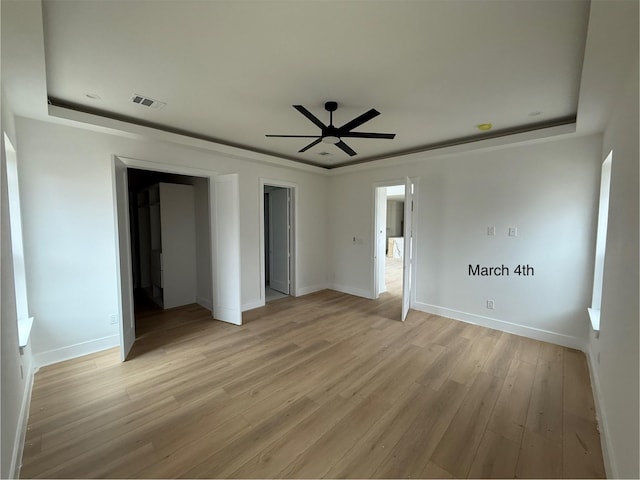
xmin=371 ymin=178 xmax=419 ymax=304
xmin=111 ymin=155 xmax=242 ymax=360
xmin=259 ymin=178 xmax=297 ymax=305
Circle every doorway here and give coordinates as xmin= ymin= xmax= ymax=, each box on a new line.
xmin=260 ymin=181 xmax=296 ymax=304
xmin=113 ymin=156 xmax=242 ymax=361
xmin=376 ymin=184 xmax=405 ymax=297
xmin=374 ymin=178 xmax=415 ymax=321
xmin=127 ymin=168 xmax=211 ymax=337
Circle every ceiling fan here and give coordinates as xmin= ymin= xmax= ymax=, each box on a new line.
xmin=266 ymin=101 xmax=395 ymax=156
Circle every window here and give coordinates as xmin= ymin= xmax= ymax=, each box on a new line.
xmin=3 ymin=132 xmax=33 ymax=347
xmin=588 ymin=150 xmax=612 ymax=332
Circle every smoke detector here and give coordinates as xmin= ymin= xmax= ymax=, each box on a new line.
xmin=131 ymin=94 xmax=166 ymax=109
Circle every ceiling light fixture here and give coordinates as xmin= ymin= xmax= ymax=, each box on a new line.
xmin=322 ymin=135 xmax=340 ymax=144
xmin=477 ymin=123 xmax=492 ymax=131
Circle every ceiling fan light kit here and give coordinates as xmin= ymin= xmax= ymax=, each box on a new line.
xmin=266 ymin=101 xmax=396 ymax=156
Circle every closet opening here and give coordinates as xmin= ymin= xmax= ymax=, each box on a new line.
xmin=128 ymin=168 xmax=212 ymax=337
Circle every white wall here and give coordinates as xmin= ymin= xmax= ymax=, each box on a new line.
xmin=587 ymin=60 xmax=639 ymax=479
xmin=15 ymin=117 xmax=328 ymax=364
xmin=329 ymin=134 xmax=602 ymax=346
xmin=1 ymin=89 xmax=35 ymax=479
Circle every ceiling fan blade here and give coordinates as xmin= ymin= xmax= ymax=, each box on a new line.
xmin=266 ymin=134 xmax=321 ymax=138
xmin=293 ymin=105 xmax=327 ymax=130
xmin=298 ymin=137 xmax=322 ymax=153
xmin=338 ymin=108 xmax=380 ymax=133
xmin=335 ymin=140 xmax=357 ymax=156
xmin=340 ymin=132 xmax=396 ymax=139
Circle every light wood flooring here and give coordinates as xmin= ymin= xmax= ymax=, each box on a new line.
xmin=20 ymin=289 xmax=605 ymax=478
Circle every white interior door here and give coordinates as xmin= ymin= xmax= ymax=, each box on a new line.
xmin=112 ymin=157 xmax=135 ymax=360
xmin=159 ymin=183 xmax=197 ymax=309
xmin=402 ymin=177 xmax=414 ymax=321
xmin=269 ymin=187 xmax=290 ymax=294
xmin=213 ymin=174 xmax=242 ymax=325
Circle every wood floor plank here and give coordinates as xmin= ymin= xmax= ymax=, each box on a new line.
xmin=563 ymin=348 xmax=597 ymax=420
xmin=562 ymin=411 xmax=606 ymax=478
xmin=322 ymin=383 xmax=434 ymax=479
xmin=136 ymin=415 xmax=252 ymax=478
xmin=430 ymin=372 xmax=504 ymax=477
xmin=182 ymin=396 xmax=320 ymax=478
xmin=449 ymin=334 xmax=498 ymax=385
xmin=515 ymin=428 xmax=562 ymax=479
xmin=486 ymin=358 xmax=537 ymax=443
xmin=19 ymin=291 xmax=605 ymax=479
xmin=467 ymin=429 xmax=520 ymax=479
xmin=525 ymin=358 xmax=563 ymax=443
xmin=373 ymin=379 xmax=469 ymax=479
xmin=481 ymin=331 xmax=517 ymax=378
xmin=414 ymin=334 xmax=470 ymax=390
xmin=229 ymin=394 xmax=356 ymax=478
xmin=277 ymin=394 xmax=392 ymax=478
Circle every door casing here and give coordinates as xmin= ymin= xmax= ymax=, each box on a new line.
xmin=112 ymin=155 xmax=242 ymax=361
xmin=371 ymin=178 xmax=418 ymax=318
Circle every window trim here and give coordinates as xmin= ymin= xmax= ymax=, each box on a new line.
xmin=588 ymin=150 xmax=613 ymax=333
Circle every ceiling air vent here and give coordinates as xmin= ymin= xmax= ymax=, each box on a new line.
xmin=131 ymin=94 xmax=166 ymax=109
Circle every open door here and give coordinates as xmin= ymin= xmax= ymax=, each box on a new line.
xmin=112 ymin=157 xmax=135 ymax=360
xmin=269 ymin=187 xmax=290 ymax=294
xmin=402 ymin=177 xmax=414 ymax=321
xmin=213 ymin=174 xmax=242 ymax=325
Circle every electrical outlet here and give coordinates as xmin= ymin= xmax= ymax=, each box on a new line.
xmin=487 ymin=226 xmax=496 ymax=236
xmin=508 ymin=227 xmax=518 ymax=237
xmin=486 ymin=299 xmax=495 ymax=309
xmin=109 ymin=314 xmax=118 ymax=325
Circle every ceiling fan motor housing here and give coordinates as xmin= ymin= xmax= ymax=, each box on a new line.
xmin=325 ymin=101 xmax=338 ymax=112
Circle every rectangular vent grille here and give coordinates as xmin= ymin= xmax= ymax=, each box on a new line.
xmin=131 ymin=94 xmax=166 ymax=109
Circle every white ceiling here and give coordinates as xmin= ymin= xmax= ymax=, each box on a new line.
xmin=38 ymin=0 xmax=592 ymax=168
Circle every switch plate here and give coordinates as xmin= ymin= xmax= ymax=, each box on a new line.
xmin=487 ymin=226 xmax=496 ymax=236
xmin=508 ymin=227 xmax=518 ymax=237
xmin=486 ymin=299 xmax=495 ymax=309
xmin=110 ymin=314 xmax=118 ymax=325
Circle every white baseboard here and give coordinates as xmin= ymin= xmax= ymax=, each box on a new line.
xmin=330 ymin=284 xmax=375 ymax=300
xmin=585 ymin=345 xmax=617 ymax=479
xmin=196 ymin=296 xmax=213 ymax=311
xmin=213 ymin=306 xmax=242 ymax=325
xmin=296 ymin=284 xmax=329 ymax=296
xmin=34 ymin=335 xmax=120 ymax=368
xmin=412 ymin=301 xmax=586 ymax=350
xmin=10 ymin=361 xmax=35 ymax=479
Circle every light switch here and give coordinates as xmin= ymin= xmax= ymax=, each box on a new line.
xmin=508 ymin=227 xmax=518 ymax=237
xmin=487 ymin=226 xmax=496 ymax=236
